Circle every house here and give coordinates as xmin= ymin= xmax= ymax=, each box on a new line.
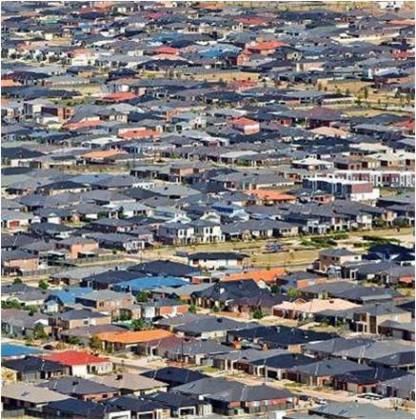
xmin=139 ymin=335 xmax=230 ymax=364
xmin=43 ymin=287 xmax=94 ymax=313
xmin=43 ymin=398 xmax=131 ymax=420
xmin=222 ymin=267 xmax=286 ymax=285
xmin=141 ymin=367 xmax=208 ymax=388
xmin=318 ymin=249 xmax=362 ymax=272
xmin=41 ymin=351 xmax=112 ymax=377
xmin=1 ymin=383 xmax=68 ymax=412
xmin=377 ymin=374 xmax=415 ymax=401
xmin=189 ymin=220 xmax=224 ymax=243
xmin=277 ymin=271 xmax=326 ymax=290
xmin=286 ymin=358 xmax=370 ymax=387
xmin=2 ymin=356 xmax=67 ymax=382
xmin=231 ymin=117 xmax=260 ymax=134
xmin=303 ymin=177 xmax=380 ymax=202
xmin=144 ymin=392 xmax=212 ymax=418
xmin=273 ymin=298 xmax=359 ymax=320
xmin=92 ymin=373 xmax=168 ymax=396
xmin=139 ymin=299 xmax=189 ymax=320
xmin=378 ymin=320 xmax=415 ymax=341
xmin=157 ymin=222 xmax=195 ymax=245
xmin=187 ymin=252 xmax=249 ymax=270
xmin=55 ymin=238 xmax=98 ymax=259
xmin=96 ymin=329 xmax=173 ymax=352
xmin=173 ymin=315 xmax=254 ymax=340
xmin=2 ymin=250 xmax=39 ymax=275
xmin=173 ymin=377 xmax=295 ymax=415
xmin=50 ymin=309 xmax=111 ymax=332
xmin=39 ymin=377 xmax=119 ymax=402
xmin=333 ymin=366 xmax=408 ymax=395
xmin=106 ymin=395 xmax=171 ymax=419
xmin=2 ymin=309 xmax=50 ymax=339
xmin=226 ymin=325 xmax=335 ymax=352
xmin=75 ymin=290 xmax=135 ymax=314
xmin=308 ymin=402 xmax=412 ymax=419
xmin=59 ymin=325 xmax=126 ymax=346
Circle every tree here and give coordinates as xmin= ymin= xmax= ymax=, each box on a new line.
xmin=363 ymin=87 xmax=369 ymax=100
xmin=38 ymin=279 xmax=49 ymax=290
xmin=287 ymin=288 xmax=301 ymax=299
xmin=131 ymin=319 xmax=147 ymax=331
xmin=271 ymin=285 xmax=281 ymax=295
xmin=33 ymin=324 xmax=47 ymax=340
xmin=89 ymin=335 xmax=103 ymax=351
xmin=2 ymin=300 xmax=23 ymax=310
xmin=26 ymin=305 xmax=39 ymax=316
xmin=188 ymin=304 xmax=197 ymax=314
xmin=67 ymin=336 xmax=81 ymax=346
xmin=119 ymin=312 xmax=131 ymax=322
xmin=13 ymin=277 xmax=22 ymax=284
xmin=136 ymin=291 xmax=149 ymax=303
xmin=252 ymin=309 xmax=264 ymax=319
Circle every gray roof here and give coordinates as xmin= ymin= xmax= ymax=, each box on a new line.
xmin=92 ymin=373 xmax=166 ymax=392
xmin=173 ymin=377 xmax=292 ymax=403
xmin=77 ymin=290 xmax=132 ymax=302
xmin=2 ymin=383 xmax=68 ymax=404
xmin=310 ymin=402 xmax=413 ymax=419
xmin=288 ymin=358 xmax=369 ymax=377
xmin=39 ymin=377 xmax=118 ymax=396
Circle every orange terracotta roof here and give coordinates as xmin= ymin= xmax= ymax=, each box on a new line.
xmin=82 ymin=149 xmax=125 ymax=160
xmin=238 ymin=17 xmax=267 ymax=26
xmin=119 ymin=129 xmax=160 ymax=140
xmin=228 ymin=80 xmax=257 ymax=91
xmin=154 ymin=46 xmax=179 ymax=55
xmin=42 ymin=351 xmax=109 ymax=366
xmin=394 ymin=119 xmax=415 ymax=131
xmin=1 ymin=79 xmax=21 ymax=87
xmin=248 ymin=189 xmax=296 ymax=201
xmin=389 ymin=19 xmax=415 ymax=26
xmin=232 ymin=117 xmax=258 ymax=126
xmin=64 ymin=119 xmax=103 ymax=131
xmin=249 ymin=40 xmax=287 ymax=51
xmin=223 ymin=267 xmax=286 ymax=283
xmin=102 ymin=92 xmax=137 ymax=102
xmin=97 ymin=329 xmax=173 ymax=344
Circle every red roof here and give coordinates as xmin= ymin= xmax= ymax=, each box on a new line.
xmin=42 ymin=351 xmax=109 ymax=366
xmin=102 ymin=92 xmax=137 ymax=102
xmin=119 ymin=128 xmax=160 ymax=140
xmin=232 ymin=117 xmax=258 ymax=126
xmin=238 ymin=17 xmax=267 ymax=26
xmin=154 ymin=46 xmax=179 ymax=55
xmin=248 ymin=40 xmax=287 ymax=51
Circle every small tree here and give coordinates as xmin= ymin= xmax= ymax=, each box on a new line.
xmin=38 ymin=279 xmax=49 ymax=290
xmin=363 ymin=87 xmax=369 ymax=100
xmin=26 ymin=305 xmax=39 ymax=316
xmin=271 ymin=285 xmax=281 ymax=294
xmin=67 ymin=336 xmax=81 ymax=346
xmin=33 ymin=324 xmax=47 ymax=340
xmin=131 ymin=319 xmax=147 ymax=331
xmin=89 ymin=335 xmax=103 ymax=351
xmin=252 ymin=309 xmax=264 ymax=319
xmin=287 ymin=288 xmax=301 ymax=299
xmin=136 ymin=291 xmax=149 ymax=303
xmin=188 ymin=304 xmax=197 ymax=314
xmin=119 ymin=312 xmax=131 ymax=322
xmin=13 ymin=277 xmax=23 ymax=284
